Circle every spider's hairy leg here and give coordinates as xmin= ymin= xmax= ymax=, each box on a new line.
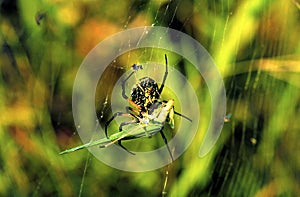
xmin=125 ymin=106 xmax=140 ymax=115
xmin=161 ymin=100 xmax=192 ymax=122
xmin=105 ymin=112 xmax=137 ymax=138
xmin=158 ymin=54 xmax=168 ymax=94
xmin=118 ymin=141 xmax=135 ymax=155
xmin=122 ymin=63 xmax=143 ymax=100
xmin=121 ymin=71 xmax=134 ymax=100
xmin=119 ymin=120 xmax=139 ymax=132
xmin=111 ymin=119 xmax=138 ymax=155
xmin=159 ymin=127 xmax=174 ymax=162
xmin=121 ymin=72 xmax=142 ymax=110
xmin=174 ymin=111 xmax=192 ymax=122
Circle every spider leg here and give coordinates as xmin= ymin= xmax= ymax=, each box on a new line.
xmin=174 ymin=110 xmax=192 ymax=122
xmin=105 ymin=111 xmax=139 ymax=155
xmin=118 ymin=141 xmax=135 ymax=155
xmin=159 ymin=127 xmax=174 ymax=162
xmin=161 ymin=100 xmax=192 ymax=122
xmin=122 ymin=73 xmax=143 ymax=110
xmin=125 ymin=106 xmax=140 ymax=115
xmin=121 ymin=71 xmax=135 ymax=100
xmin=119 ymin=120 xmax=139 ymax=132
xmin=117 ymin=118 xmax=140 ymax=155
xmin=105 ymin=112 xmax=137 ymax=138
xmin=158 ymin=54 xmax=168 ymax=94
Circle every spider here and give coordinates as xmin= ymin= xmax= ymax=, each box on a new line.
xmin=105 ymin=54 xmax=192 ymax=161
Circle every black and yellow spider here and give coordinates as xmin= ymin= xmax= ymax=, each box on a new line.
xmin=105 ymin=54 xmax=192 ymax=161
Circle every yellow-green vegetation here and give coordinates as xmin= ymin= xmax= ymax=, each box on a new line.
xmin=1 ymin=0 xmax=300 ymax=196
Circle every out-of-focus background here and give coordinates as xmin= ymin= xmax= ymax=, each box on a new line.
xmin=1 ymin=0 xmax=300 ymax=196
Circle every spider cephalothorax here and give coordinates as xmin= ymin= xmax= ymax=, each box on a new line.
xmin=131 ymin=77 xmax=160 ymax=113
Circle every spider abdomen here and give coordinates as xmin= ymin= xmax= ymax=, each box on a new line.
xmin=131 ymin=77 xmax=160 ymax=112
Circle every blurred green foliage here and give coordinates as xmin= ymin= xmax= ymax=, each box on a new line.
xmin=1 ymin=0 xmax=300 ymax=196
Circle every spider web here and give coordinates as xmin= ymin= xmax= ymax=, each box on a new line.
xmin=85 ymin=1 xmax=206 ymax=196
xmin=1 ymin=0 xmax=299 ymax=196
xmin=87 ymin=1 xmax=300 ymax=197
xmin=89 ymin=1 xmax=211 ymax=196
